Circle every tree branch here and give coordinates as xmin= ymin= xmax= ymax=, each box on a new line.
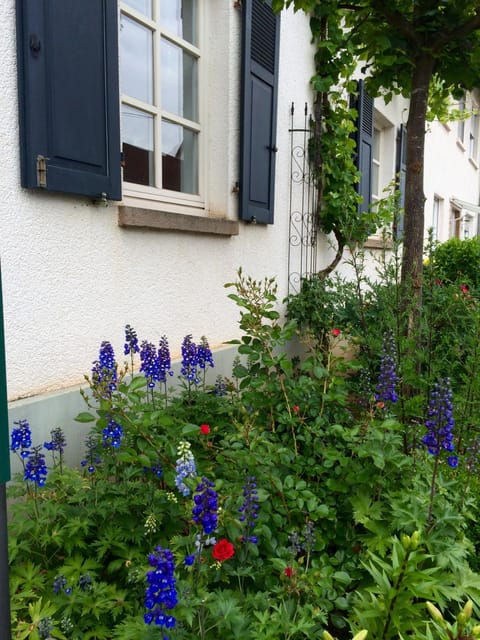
xmin=434 ymin=8 xmax=480 ymax=50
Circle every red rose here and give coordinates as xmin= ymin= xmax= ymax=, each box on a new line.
xmin=331 ymin=328 xmax=341 ymax=337
xmin=284 ymin=567 xmax=294 ymax=577
xmin=212 ymin=539 xmax=235 ymax=562
xmin=200 ymin=424 xmax=211 ymax=435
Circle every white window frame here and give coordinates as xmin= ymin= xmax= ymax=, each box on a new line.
xmin=432 ymin=196 xmax=440 ymax=242
xmin=119 ymin=1 xmax=206 ymax=215
xmin=372 ymin=127 xmax=381 ymax=204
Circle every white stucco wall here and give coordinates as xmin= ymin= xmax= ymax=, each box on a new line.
xmin=0 ymin=2 xmax=314 ymax=402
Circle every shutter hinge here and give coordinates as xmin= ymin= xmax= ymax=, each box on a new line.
xmin=36 ymin=155 xmax=48 ymax=188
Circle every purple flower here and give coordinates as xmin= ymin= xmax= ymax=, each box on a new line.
xmin=24 ymin=445 xmax=48 ymax=486
xmin=10 ymin=419 xmax=32 ymax=458
xmin=53 ymin=574 xmax=68 ymax=595
xmin=78 ymin=574 xmax=92 ymax=591
xmin=102 ymin=418 xmax=123 ymax=448
xmin=157 ymin=335 xmax=174 ymax=383
xmin=375 ymin=331 xmax=399 ymax=405
xmin=184 ymin=554 xmax=195 ymax=566
xmin=192 ymin=477 xmax=218 ymax=535
xmin=124 ymin=324 xmax=140 ymax=356
xmin=239 ymin=476 xmax=259 ymax=543
xmin=197 ymin=336 xmax=214 ymax=370
xmin=140 ymin=340 xmax=160 ymax=389
xmin=44 ymin=427 xmax=66 ymax=454
xmin=214 ymin=375 xmax=227 ymax=397
xmin=144 ymin=546 xmax=177 ymax=634
xmin=422 ymin=378 xmax=456 ymax=457
xmin=181 ymin=335 xmax=199 ymax=384
xmin=92 ymin=341 xmax=117 ymax=395
xmin=144 ymin=461 xmax=163 ymax=478
xmin=81 ymin=434 xmax=101 ymax=473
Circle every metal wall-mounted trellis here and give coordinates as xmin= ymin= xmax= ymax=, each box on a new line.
xmin=287 ymin=102 xmax=319 ymax=295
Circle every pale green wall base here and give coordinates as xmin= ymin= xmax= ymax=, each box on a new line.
xmin=8 ymin=344 xmax=239 ymax=478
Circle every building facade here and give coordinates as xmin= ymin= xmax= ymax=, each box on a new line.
xmin=3 ymin=1 xmax=480 ymax=467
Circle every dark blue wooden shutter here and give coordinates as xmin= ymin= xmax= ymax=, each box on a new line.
xmin=351 ymin=80 xmax=374 ymax=214
xmin=240 ymin=0 xmax=280 ymax=224
xmin=395 ymin=124 xmax=407 ymax=238
xmin=17 ymin=0 xmax=121 ymax=201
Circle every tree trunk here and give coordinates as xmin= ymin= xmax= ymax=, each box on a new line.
xmin=401 ymin=53 xmax=435 ymax=318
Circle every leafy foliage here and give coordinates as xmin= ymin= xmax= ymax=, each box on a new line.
xmin=8 ymin=268 xmax=480 ymax=638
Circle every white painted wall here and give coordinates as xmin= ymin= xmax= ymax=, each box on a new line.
xmin=0 ymin=2 xmax=314 ymax=402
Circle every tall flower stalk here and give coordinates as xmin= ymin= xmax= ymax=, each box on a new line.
xmin=181 ymin=335 xmax=200 ymax=400
xmin=197 ymin=335 xmax=214 ymax=390
xmin=375 ymin=331 xmax=399 ymax=407
xmin=144 ymin=546 xmax=177 ymax=637
xmin=124 ymin=324 xmax=140 ymax=380
xmin=91 ymin=341 xmax=117 ymax=398
xmin=422 ymin=377 xmax=458 ymax=524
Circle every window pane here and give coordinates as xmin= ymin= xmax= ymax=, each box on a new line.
xmin=123 ymin=0 xmax=152 ymax=18
xmin=120 ymin=15 xmax=153 ymax=104
xmin=162 ymin=120 xmax=198 ymax=193
xmin=122 ymin=105 xmax=155 ymax=186
xmin=161 ymin=39 xmax=198 ymax=121
xmin=160 ymin=0 xmax=197 ymax=45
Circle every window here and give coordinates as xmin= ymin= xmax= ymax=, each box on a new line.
xmin=457 ymin=95 xmax=466 ymax=144
xmin=16 ymin=0 xmax=280 ymax=225
xmin=450 ymin=207 xmax=461 ymax=239
xmin=432 ymin=196 xmax=440 ymax=241
xmin=120 ymin=1 xmax=201 ymax=196
xmin=469 ymin=111 xmax=479 ymax=160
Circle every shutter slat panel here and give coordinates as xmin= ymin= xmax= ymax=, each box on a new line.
xmin=352 ymin=80 xmax=373 ymax=214
xmin=240 ymin=0 xmax=280 ymax=224
xmin=17 ymin=0 xmax=121 ymax=200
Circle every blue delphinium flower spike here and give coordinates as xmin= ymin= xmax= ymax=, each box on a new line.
xmin=11 ymin=419 xmax=32 ymax=458
xmin=192 ymin=477 xmax=218 ymax=535
xmin=239 ymin=476 xmax=259 ymax=543
xmin=181 ymin=335 xmax=199 ymax=384
xmin=422 ymin=377 xmax=457 ymax=466
xmin=144 ymin=546 xmax=177 ymax=636
xmin=375 ymin=331 xmax=399 ymax=405
xmin=24 ymin=445 xmax=48 ymax=486
xmin=91 ymin=341 xmax=117 ymax=395
xmin=124 ymin=324 xmax=140 ymax=356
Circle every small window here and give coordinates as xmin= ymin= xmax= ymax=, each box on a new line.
xmin=469 ymin=112 xmax=479 ymax=160
xmin=432 ymin=197 xmax=440 ymax=241
xmin=450 ymin=207 xmax=461 ymax=239
xmin=457 ymin=96 xmax=466 ymax=144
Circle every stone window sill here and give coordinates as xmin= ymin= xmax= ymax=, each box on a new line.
xmin=118 ymin=206 xmax=239 ymax=236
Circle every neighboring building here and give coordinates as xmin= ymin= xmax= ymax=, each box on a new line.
xmin=2 ymin=1 xmax=479 ymax=466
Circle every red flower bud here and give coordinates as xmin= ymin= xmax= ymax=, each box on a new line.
xmin=331 ymin=328 xmax=341 ymax=337
xmin=200 ymin=424 xmax=211 ymax=435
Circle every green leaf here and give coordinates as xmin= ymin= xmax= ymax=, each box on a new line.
xmin=74 ymin=412 xmax=96 ymax=423
xmin=128 ymin=376 xmax=147 ymax=391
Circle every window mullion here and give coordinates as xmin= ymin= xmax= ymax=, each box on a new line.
xmin=153 ymin=11 xmax=162 ymax=190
